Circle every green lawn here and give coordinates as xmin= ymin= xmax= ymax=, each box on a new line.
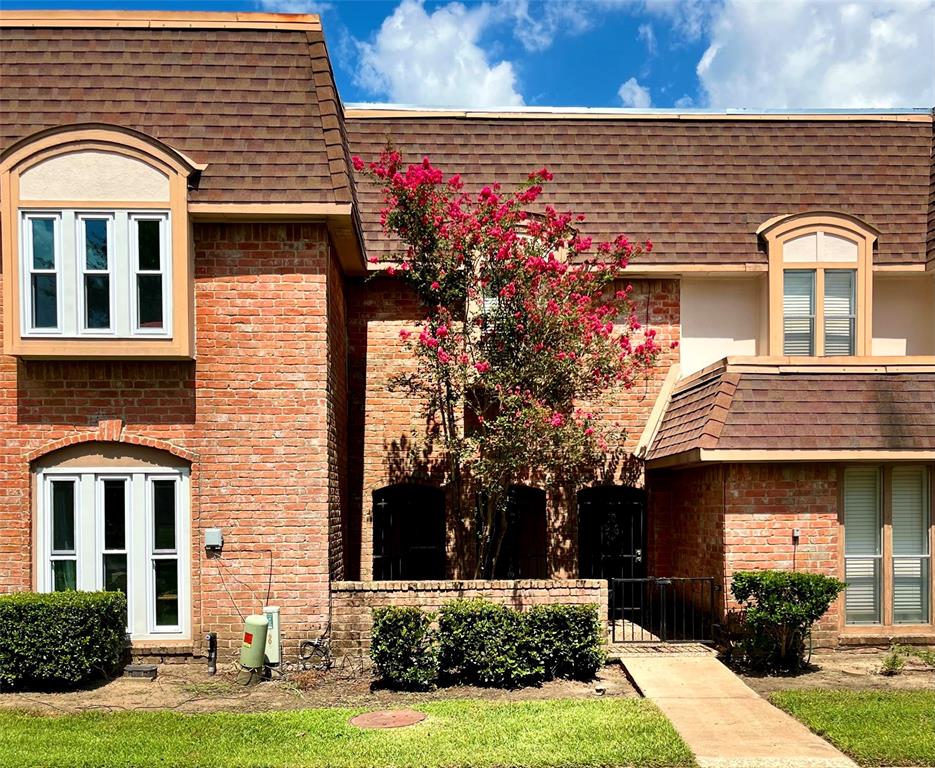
xmin=0 ymin=698 xmax=695 ymax=768
xmin=771 ymin=690 xmax=935 ymax=767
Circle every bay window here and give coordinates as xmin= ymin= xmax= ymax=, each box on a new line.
xmin=843 ymin=466 xmax=932 ymax=627
xmin=20 ymin=209 xmax=171 ymax=340
xmin=37 ymin=467 xmax=190 ymax=639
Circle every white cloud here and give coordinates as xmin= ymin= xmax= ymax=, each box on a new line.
xmin=256 ymin=0 xmax=330 ymax=12
xmin=637 ymin=22 xmax=657 ymax=54
xmin=598 ymin=0 xmax=715 ymax=40
xmin=618 ymin=76 xmax=652 ymax=107
xmin=697 ymin=0 xmax=935 ymax=108
xmin=356 ymin=0 xmax=524 ymax=107
xmin=498 ymin=0 xmax=591 ymax=51
xmin=674 ymin=94 xmax=695 ymax=108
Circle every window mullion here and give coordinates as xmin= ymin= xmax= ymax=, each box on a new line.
xmin=815 ymin=268 xmax=825 ymax=357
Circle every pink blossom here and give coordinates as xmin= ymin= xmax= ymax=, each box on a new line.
xmin=437 ymin=349 xmax=450 ymax=363
xmin=475 ymin=361 xmax=490 ymax=373
xmin=399 ymin=329 xmax=411 ymax=340
xmin=352 ymin=156 xmax=365 ymax=171
xmin=550 ymin=413 xmax=564 ymax=427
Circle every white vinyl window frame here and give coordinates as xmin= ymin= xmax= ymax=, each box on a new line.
xmin=18 ymin=208 xmax=172 ymax=340
xmin=146 ymin=474 xmax=183 ymax=634
xmin=76 ymin=212 xmax=116 ymax=335
xmin=20 ymin=211 xmax=64 ymax=335
xmin=36 ymin=467 xmax=191 ymax=641
xmin=129 ymin=213 xmax=172 ymax=337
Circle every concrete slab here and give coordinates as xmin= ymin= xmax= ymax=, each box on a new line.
xmin=620 ymin=655 xmax=857 ymax=768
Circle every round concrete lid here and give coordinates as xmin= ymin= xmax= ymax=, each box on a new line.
xmin=349 ymin=710 xmax=427 ymax=729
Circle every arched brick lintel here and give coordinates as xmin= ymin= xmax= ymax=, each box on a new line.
xmin=26 ymin=424 xmax=197 ymax=464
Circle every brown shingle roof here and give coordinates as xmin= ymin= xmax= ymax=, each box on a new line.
xmin=0 ymin=19 xmax=351 ymax=204
xmin=648 ymin=361 xmax=935 ymax=461
xmin=345 ymin=113 xmax=933 ymax=267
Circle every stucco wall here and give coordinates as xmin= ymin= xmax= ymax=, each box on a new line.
xmin=872 ymin=275 xmax=935 ymax=355
xmin=679 ymin=277 xmax=765 ymax=376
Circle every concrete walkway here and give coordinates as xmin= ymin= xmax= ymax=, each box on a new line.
xmin=620 ymin=655 xmax=857 ymax=768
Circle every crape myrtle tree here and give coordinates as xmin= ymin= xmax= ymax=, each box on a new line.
xmin=354 ymin=150 xmax=665 ymax=578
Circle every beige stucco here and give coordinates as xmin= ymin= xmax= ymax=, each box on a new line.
xmin=19 ymin=150 xmax=170 ymax=202
xmin=872 ymin=275 xmax=935 ymax=356
xmin=679 ymin=277 xmax=765 ymax=375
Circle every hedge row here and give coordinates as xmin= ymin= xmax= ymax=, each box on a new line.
xmin=371 ymin=599 xmax=604 ymax=689
xmin=0 ymin=591 xmax=127 ymax=690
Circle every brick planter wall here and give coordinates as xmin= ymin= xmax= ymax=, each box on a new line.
xmin=330 ymin=579 xmax=608 ymax=659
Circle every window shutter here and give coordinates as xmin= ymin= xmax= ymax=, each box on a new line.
xmin=844 ymin=468 xmax=882 ymax=624
xmin=823 ymin=269 xmax=856 ymax=355
xmin=783 ymin=270 xmax=815 ymax=355
xmin=891 ymin=467 xmax=930 ymax=624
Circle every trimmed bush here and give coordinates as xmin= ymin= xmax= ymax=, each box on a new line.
xmin=370 ymin=606 xmax=439 ymax=690
xmin=438 ymin=599 xmax=543 ymax=688
xmin=731 ymin=570 xmax=845 ymax=672
xmin=526 ymin=604 xmax=605 ymax=680
xmin=0 ymin=591 xmax=127 ymax=690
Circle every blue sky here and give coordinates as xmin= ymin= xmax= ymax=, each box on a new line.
xmin=4 ymin=0 xmax=934 ymax=108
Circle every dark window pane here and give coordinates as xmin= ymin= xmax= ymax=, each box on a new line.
xmin=31 ymin=218 xmax=55 ymax=270
xmin=85 ymin=275 xmax=111 ymax=329
xmin=103 ymin=479 xmax=126 ymax=550
xmin=103 ymin=553 xmax=128 ymax=594
xmin=31 ymin=274 xmax=57 ymax=328
xmin=137 ymin=275 xmax=163 ymax=329
xmin=153 ymin=480 xmax=176 ymax=550
xmin=137 ymin=220 xmax=161 ymax=270
xmin=84 ymin=219 xmax=108 ymax=270
xmin=52 ymin=560 xmax=77 ymax=592
xmin=51 ymin=481 xmax=75 ymax=552
xmin=154 ymin=559 xmax=179 ymax=626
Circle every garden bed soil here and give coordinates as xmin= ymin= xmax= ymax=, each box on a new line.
xmin=0 ymin=661 xmax=636 ymax=715
xmin=741 ymin=648 xmax=935 ymax=695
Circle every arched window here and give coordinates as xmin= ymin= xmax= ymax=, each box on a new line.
xmin=372 ymin=484 xmax=446 ymax=580
xmin=492 ymin=485 xmax=548 ymax=578
xmin=578 ymin=485 xmax=645 ymax=580
xmin=1 ymin=124 xmax=202 ymax=358
xmin=33 ymin=442 xmax=191 ymax=639
xmin=759 ymin=212 xmax=877 ymax=357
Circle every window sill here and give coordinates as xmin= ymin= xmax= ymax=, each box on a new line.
xmin=5 ymin=335 xmax=193 ymax=359
xmin=839 ymin=626 xmax=934 ymax=646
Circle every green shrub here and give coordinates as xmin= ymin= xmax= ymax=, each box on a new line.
xmin=0 ymin=591 xmax=127 ymax=690
xmin=370 ymin=606 xmax=439 ymax=690
xmin=525 ymin=604 xmax=605 ymax=680
xmin=438 ymin=599 xmax=544 ymax=688
xmin=880 ymin=644 xmax=907 ymax=676
xmin=731 ymin=570 xmax=845 ymax=672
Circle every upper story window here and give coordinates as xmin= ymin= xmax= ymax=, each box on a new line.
xmin=760 ymin=213 xmax=877 ymax=357
xmin=20 ymin=210 xmax=171 ymax=338
xmin=1 ymin=125 xmax=203 ymax=358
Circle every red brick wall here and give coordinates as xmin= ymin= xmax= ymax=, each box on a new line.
xmin=648 ymin=463 xmax=842 ymax=644
xmin=722 ymin=463 xmax=841 ymax=642
xmin=345 ymin=277 xmax=681 ymax=580
xmin=331 ymin=579 xmax=608 ymax=658
xmin=0 ymin=222 xmax=338 ymax=660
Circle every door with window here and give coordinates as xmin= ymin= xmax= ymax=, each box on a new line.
xmin=39 ymin=467 xmax=190 ymax=639
xmin=843 ymin=466 xmax=932 ymax=627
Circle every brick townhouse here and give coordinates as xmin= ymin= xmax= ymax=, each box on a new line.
xmin=0 ymin=11 xmax=932 ymax=661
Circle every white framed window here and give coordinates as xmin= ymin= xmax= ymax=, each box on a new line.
xmin=77 ymin=213 xmax=115 ymax=334
xmin=21 ymin=212 xmax=63 ymax=334
xmin=37 ymin=467 xmax=190 ymax=640
xmin=129 ymin=214 xmax=171 ymax=335
xmin=19 ymin=209 xmax=171 ymax=340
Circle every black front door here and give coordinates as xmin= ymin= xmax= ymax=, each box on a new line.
xmin=577 ymin=486 xmax=646 ymax=580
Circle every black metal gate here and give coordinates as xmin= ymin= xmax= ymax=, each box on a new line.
xmin=609 ymin=577 xmax=720 ymax=644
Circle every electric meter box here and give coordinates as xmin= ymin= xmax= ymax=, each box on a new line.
xmin=204 ymin=528 xmax=223 ymax=551
xmin=263 ymin=606 xmax=281 ymax=666
xmin=240 ymin=615 xmax=268 ymax=670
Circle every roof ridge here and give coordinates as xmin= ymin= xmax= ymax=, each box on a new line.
xmin=0 ymin=10 xmax=322 ymax=31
